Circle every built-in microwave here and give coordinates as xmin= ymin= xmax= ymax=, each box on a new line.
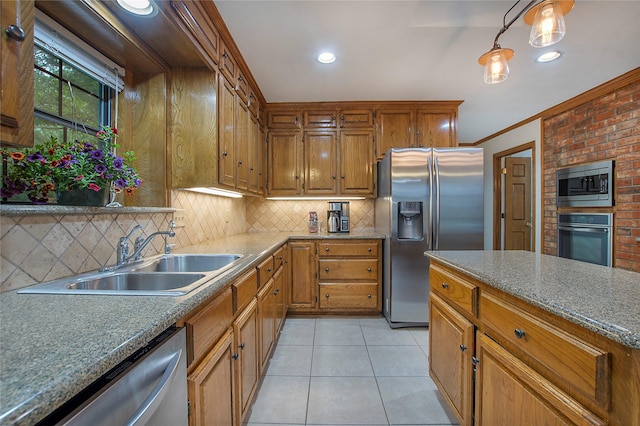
xmin=556 ymin=160 xmax=614 ymax=207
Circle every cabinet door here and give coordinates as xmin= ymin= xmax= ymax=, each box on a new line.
xmin=304 ymin=130 xmax=337 ymax=194
xmin=289 ymin=241 xmax=317 ymax=312
xmin=304 ymin=110 xmax=337 ymax=128
xmin=416 ymin=111 xmax=457 ymax=148
xmin=235 ymin=97 xmax=250 ymax=191
xmin=170 ymin=0 xmax=220 ymax=66
xmin=339 ymin=129 xmax=374 ymax=195
xmin=1 ymin=0 xmax=34 ymax=147
xmin=257 ymin=278 xmax=276 ymax=372
xmin=188 ymin=329 xmax=236 ymax=426
xmin=233 ymin=299 xmax=259 ymax=424
xmin=248 ymin=113 xmax=260 ymax=194
xmin=429 ymin=293 xmax=474 ymax=426
xmin=475 ymin=333 xmax=605 ymax=426
xmin=375 ymin=109 xmax=414 ymax=159
xmin=171 ymin=68 xmax=218 ymax=189
xmin=339 ymin=109 xmax=374 ymax=128
xmin=267 ymin=130 xmax=302 ymax=195
xmin=218 ymin=74 xmax=236 ymax=187
xmin=219 ymin=39 xmax=237 ymax=85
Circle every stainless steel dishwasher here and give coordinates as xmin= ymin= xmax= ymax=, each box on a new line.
xmin=40 ymin=326 xmax=188 ymax=426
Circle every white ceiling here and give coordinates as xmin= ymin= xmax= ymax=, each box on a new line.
xmin=214 ymin=0 xmax=640 ymax=143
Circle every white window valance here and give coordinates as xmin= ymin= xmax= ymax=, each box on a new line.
xmin=34 ymin=9 xmax=125 ymax=92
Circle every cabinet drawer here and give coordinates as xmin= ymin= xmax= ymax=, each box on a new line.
xmin=304 ymin=110 xmax=337 ymax=128
xmin=430 ymin=264 xmax=478 ymax=317
xmin=319 ymin=259 xmax=378 ymax=280
xmin=319 ymin=283 xmax=378 ymax=309
xmin=480 ymin=292 xmax=610 ymax=409
xmin=219 ymin=39 xmax=237 ymax=84
xmin=180 ymin=287 xmax=233 ymax=367
xmin=267 ymin=110 xmax=301 ymax=128
xmin=257 ymin=255 xmax=274 ymax=289
xmin=232 ymin=269 xmax=257 ymax=313
xmin=318 ymin=241 xmax=378 ymax=257
xmin=273 ymin=246 xmax=285 ymax=269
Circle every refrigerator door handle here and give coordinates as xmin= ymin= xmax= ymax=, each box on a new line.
xmin=427 ymin=155 xmax=433 ymax=250
xmin=434 ymin=156 xmax=441 ymax=249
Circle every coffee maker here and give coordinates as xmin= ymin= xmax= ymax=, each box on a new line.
xmin=327 ymin=201 xmax=350 ymax=233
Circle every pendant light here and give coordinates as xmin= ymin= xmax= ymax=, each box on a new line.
xmin=478 ymin=47 xmax=514 ymax=84
xmin=478 ymin=0 xmax=574 ymax=84
xmin=524 ymin=0 xmax=574 ymax=48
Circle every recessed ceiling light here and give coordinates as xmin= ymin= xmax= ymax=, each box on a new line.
xmin=536 ymin=51 xmax=563 ymax=63
xmin=317 ymin=52 xmax=336 ymax=64
xmin=116 ymin=0 xmax=156 ymax=16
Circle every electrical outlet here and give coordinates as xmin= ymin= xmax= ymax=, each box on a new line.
xmin=173 ymin=209 xmax=187 ymax=228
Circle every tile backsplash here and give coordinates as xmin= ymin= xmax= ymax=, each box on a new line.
xmin=1 ymin=192 xmax=375 ymax=292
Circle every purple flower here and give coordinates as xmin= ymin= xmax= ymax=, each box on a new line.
xmin=113 ymin=178 xmax=127 ymax=189
xmin=94 ymin=164 xmax=107 ymax=174
xmin=89 ymin=150 xmax=103 ymax=160
xmin=113 ymin=157 xmax=123 ymax=170
xmin=27 ymin=153 xmax=43 ymax=162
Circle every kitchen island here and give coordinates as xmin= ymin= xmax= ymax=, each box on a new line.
xmin=425 ymin=250 xmax=640 ymax=425
xmin=0 ymin=230 xmax=382 ymax=426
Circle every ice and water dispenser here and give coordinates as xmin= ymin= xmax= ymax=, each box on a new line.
xmin=397 ymin=201 xmax=423 ymax=240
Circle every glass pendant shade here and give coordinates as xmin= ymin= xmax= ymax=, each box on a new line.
xmin=479 ymin=48 xmax=513 ymax=84
xmin=528 ymin=1 xmax=567 ymax=47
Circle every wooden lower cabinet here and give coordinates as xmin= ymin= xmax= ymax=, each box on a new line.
xmin=475 ymin=333 xmax=604 ymax=425
xmin=187 ymin=329 xmax=236 ymax=426
xmin=258 ymin=277 xmax=276 ymax=372
xmin=288 ymin=241 xmax=317 ymax=311
xmin=429 ymin=293 xmax=474 ymax=426
xmin=233 ymin=298 xmax=259 ymax=424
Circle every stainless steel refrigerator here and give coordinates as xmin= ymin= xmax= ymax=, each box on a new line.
xmin=375 ymin=148 xmax=484 ymax=327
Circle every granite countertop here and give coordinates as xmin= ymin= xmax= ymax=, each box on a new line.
xmin=425 ymin=250 xmax=640 ymax=349
xmin=0 ymin=230 xmax=383 ymax=426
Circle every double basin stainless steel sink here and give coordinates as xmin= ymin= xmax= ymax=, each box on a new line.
xmin=18 ymin=254 xmax=243 ymax=296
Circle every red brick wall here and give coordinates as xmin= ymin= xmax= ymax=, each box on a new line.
xmin=543 ymin=80 xmax=640 ymax=272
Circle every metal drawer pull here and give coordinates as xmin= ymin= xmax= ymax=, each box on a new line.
xmin=325 ymin=267 xmax=330 ymax=272
xmin=460 ymin=344 xmax=467 ymax=352
xmin=367 ymin=294 xmax=372 ymax=298
xmin=325 ymin=247 xmax=330 ymax=251
xmin=232 ymin=353 xmax=239 ymax=360
xmin=266 ymin=267 xmax=272 ymax=272
xmin=325 ymin=293 xmax=330 ymax=298
xmin=368 ymin=248 xmax=372 ymax=252
xmin=367 ymin=268 xmax=372 ymax=272
xmin=239 ymin=343 xmax=245 ymax=349
xmin=514 ymin=328 xmax=526 ymax=339
xmin=441 ymin=283 xmax=449 ymax=289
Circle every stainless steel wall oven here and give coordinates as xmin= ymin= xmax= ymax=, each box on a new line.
xmin=558 ymin=213 xmax=613 ymax=267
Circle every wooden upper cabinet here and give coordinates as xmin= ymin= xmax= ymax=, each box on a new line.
xmin=236 ymin=69 xmax=249 ymax=104
xmin=219 ymin=39 xmax=237 ymax=85
xmin=268 ymin=130 xmax=302 ymax=195
xmin=416 ymin=111 xmax=457 ymax=148
xmin=1 ymin=0 xmax=34 ymax=147
xmin=218 ymin=72 xmax=236 ymax=187
xmin=340 ymin=129 xmax=374 ymax=195
xmin=235 ymin=98 xmax=250 ymax=191
xmin=339 ymin=109 xmax=374 ymax=128
xmin=375 ymin=109 xmax=414 ymax=159
xmin=170 ymin=0 xmax=220 ymax=66
xmin=171 ymin=67 xmax=218 ymax=189
xmin=304 ymin=110 xmax=338 ymax=128
xmin=267 ymin=110 xmax=302 ymax=129
xmin=304 ymin=130 xmax=338 ymax=194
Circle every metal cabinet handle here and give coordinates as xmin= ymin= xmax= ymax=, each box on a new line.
xmin=472 ymin=356 xmax=480 ymax=366
xmin=367 ymin=294 xmax=372 ymax=298
xmin=222 ymin=151 xmax=228 ymax=157
xmin=460 ymin=344 xmax=467 ymax=352
xmin=266 ymin=267 xmax=272 ymax=272
xmin=368 ymin=248 xmax=372 ymax=252
xmin=367 ymin=268 xmax=372 ymax=272
xmin=441 ymin=283 xmax=449 ymax=289
xmin=239 ymin=343 xmax=245 ymax=350
xmin=232 ymin=353 xmax=239 ymax=360
xmin=325 ymin=267 xmax=329 ymax=272
xmin=325 ymin=293 xmax=330 ymax=298
xmin=325 ymin=247 xmax=330 ymax=251
xmin=514 ymin=328 xmax=526 ymax=339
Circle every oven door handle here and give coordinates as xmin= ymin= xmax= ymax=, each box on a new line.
xmin=558 ymin=226 xmax=609 ymax=233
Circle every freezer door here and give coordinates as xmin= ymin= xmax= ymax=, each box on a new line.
xmin=433 ymin=148 xmax=484 ymax=250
